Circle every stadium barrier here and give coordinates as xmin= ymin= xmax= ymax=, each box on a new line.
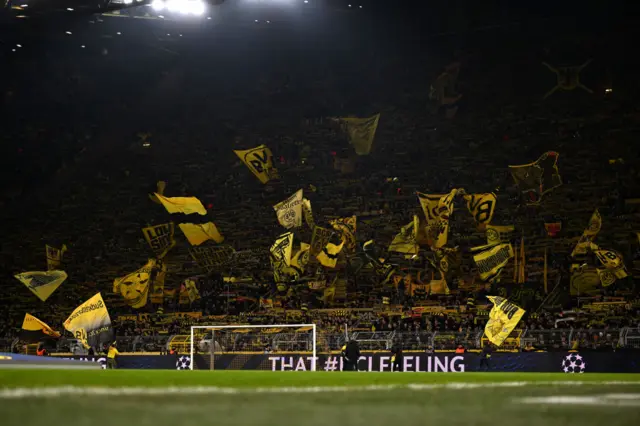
xmin=52 ymin=351 xmax=640 ymax=373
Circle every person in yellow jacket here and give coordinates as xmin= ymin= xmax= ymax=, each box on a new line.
xmin=107 ymin=342 xmax=119 ymax=369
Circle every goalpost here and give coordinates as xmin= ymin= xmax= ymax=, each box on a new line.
xmin=190 ymin=324 xmax=317 ymax=371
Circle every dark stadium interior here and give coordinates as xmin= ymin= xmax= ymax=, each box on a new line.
xmin=1 ymin=0 xmax=640 ymax=361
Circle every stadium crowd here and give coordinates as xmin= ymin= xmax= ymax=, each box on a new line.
xmin=1 ymin=8 xmax=640 ymax=355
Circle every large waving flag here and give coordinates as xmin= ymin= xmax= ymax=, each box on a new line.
xmin=472 ymin=243 xmax=514 ymax=282
xmin=571 ymin=209 xmax=602 ymax=257
xmin=334 ymin=113 xmax=380 ymax=155
xmin=484 ymin=296 xmax=525 ymax=346
xmin=20 ymin=314 xmax=61 ymax=343
xmin=155 ymin=194 xmax=207 ymax=215
xmin=234 ymin=145 xmax=279 ymax=184
xmin=14 ymin=271 xmax=67 ymax=302
xmin=179 ymin=222 xmax=224 ymax=246
xmin=63 ymin=293 xmax=113 ymax=349
xmin=113 ymin=259 xmax=156 ymax=309
xmin=463 ymin=193 xmax=497 ymax=225
xmin=273 ymin=189 xmax=304 ymax=229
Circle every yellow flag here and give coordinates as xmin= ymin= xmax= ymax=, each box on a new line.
xmin=508 ymin=151 xmax=562 ymax=205
xmin=330 ymin=216 xmax=357 ymax=252
xmin=595 ymin=249 xmax=628 ymax=286
xmin=336 ymin=113 xmax=380 ymax=155
xmin=113 ymin=259 xmax=156 ymax=309
xmin=463 ymin=193 xmax=496 ymax=225
xmin=317 ymin=240 xmax=345 ymax=268
xmin=63 ymin=293 xmax=113 ymax=349
xmin=486 ymin=224 xmax=514 ymax=246
xmin=472 ymin=243 xmax=514 ymax=281
xmin=291 ymin=243 xmax=311 ymax=274
xmin=273 ymin=189 xmax=304 ymax=229
xmin=234 ymin=145 xmax=279 ymax=184
xmin=14 ymin=270 xmax=67 ymax=302
xmin=179 ymin=222 xmax=224 ymax=246
xmin=45 ymin=244 xmax=67 ymax=271
xmin=388 ymin=219 xmax=419 ymax=256
xmin=155 ymin=194 xmax=207 ymax=215
xmin=484 ymin=296 xmax=525 ymax=346
xmin=429 ymin=278 xmax=450 ymax=295
xmin=141 ymin=223 xmax=175 ymax=258
xmin=310 ymin=226 xmax=333 ymax=261
xmin=570 ymin=267 xmax=601 ymax=295
xmin=270 ymin=232 xmax=294 ymax=283
xmin=572 ymin=209 xmax=602 ymax=257
xmin=20 ymin=313 xmax=61 ymax=342
xmin=183 ymin=279 xmax=200 ymax=303
xmin=417 ymin=189 xmax=458 ymax=248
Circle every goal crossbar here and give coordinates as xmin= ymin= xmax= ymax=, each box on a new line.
xmin=190 ymin=324 xmax=317 ymax=371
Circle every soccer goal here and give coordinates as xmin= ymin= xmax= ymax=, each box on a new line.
xmin=190 ymin=324 xmax=317 ymax=371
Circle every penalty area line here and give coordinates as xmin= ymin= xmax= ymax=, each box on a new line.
xmin=1 ymin=381 xmax=640 ymax=399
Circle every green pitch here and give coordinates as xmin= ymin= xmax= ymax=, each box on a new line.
xmin=1 ymin=371 xmax=639 ymax=426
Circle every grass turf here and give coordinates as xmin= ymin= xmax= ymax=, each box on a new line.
xmin=1 ymin=371 xmax=640 ymax=426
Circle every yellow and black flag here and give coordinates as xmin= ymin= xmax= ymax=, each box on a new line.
xmin=571 ymin=209 xmax=602 ymax=257
xmin=317 ymin=240 xmax=345 ymax=268
xmin=484 ymin=296 xmax=525 ymax=346
xmin=20 ymin=313 xmax=61 ymax=343
xmin=509 ymin=151 xmax=562 ymax=205
xmin=417 ymin=189 xmax=458 ymax=248
xmin=472 ymin=243 xmax=514 ymax=282
xmin=333 ymin=113 xmax=380 ymax=155
xmin=270 ymin=232 xmax=294 ymax=284
xmin=388 ymin=218 xmax=419 ymax=257
xmin=570 ymin=266 xmax=601 ymax=296
xmin=63 ymin=293 xmax=113 ymax=349
xmin=179 ymin=222 xmax=224 ymax=246
xmin=463 ymin=193 xmax=496 ymax=226
xmin=155 ymin=194 xmax=207 ymax=215
xmin=595 ymin=249 xmax=628 ymax=286
xmin=273 ymin=189 xmax=304 ymax=229
xmin=180 ymin=279 xmax=201 ymax=304
xmin=234 ymin=145 xmax=279 ymax=184
xmin=45 ymin=244 xmax=67 ymax=271
xmin=14 ymin=270 xmax=67 ymax=302
xmin=486 ymin=224 xmax=514 ymax=246
xmin=330 ymin=216 xmax=357 ymax=252
xmin=113 ymin=259 xmax=156 ymax=309
xmin=142 ymin=223 xmax=175 ymax=259
xmin=310 ymin=226 xmax=334 ymax=261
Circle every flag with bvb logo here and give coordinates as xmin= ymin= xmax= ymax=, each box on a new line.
xmin=234 ymin=145 xmax=279 ymax=184
xmin=113 ymin=259 xmax=156 ymax=309
xmin=463 ymin=193 xmax=496 ymax=225
xmin=273 ymin=189 xmax=304 ymax=229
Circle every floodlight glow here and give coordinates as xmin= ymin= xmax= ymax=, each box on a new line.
xmin=151 ymin=0 xmax=205 ymax=16
xmin=124 ymin=0 xmax=133 ymax=4
xmin=151 ymin=0 xmax=165 ymax=11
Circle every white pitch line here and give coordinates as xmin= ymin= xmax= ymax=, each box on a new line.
xmin=1 ymin=381 xmax=640 ymax=399
xmin=517 ymin=394 xmax=640 ymax=407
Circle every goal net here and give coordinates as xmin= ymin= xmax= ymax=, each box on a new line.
xmin=190 ymin=324 xmax=317 ymax=371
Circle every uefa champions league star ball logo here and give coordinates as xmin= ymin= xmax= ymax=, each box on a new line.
xmin=561 ymin=353 xmax=586 ymax=373
xmin=176 ymin=356 xmax=191 ymax=370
